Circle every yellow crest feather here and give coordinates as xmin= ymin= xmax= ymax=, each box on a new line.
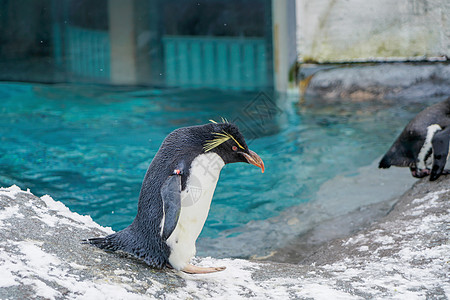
xmin=203 ymin=133 xmax=230 ymax=152
xmin=203 ymin=130 xmax=245 ymax=152
xmin=209 ymin=118 xmax=228 ymax=124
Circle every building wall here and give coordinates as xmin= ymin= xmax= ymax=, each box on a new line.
xmin=296 ymin=0 xmax=450 ymax=62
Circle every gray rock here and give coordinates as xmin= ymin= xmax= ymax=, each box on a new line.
xmin=199 ymin=159 xmax=416 ymax=260
xmin=302 ymin=63 xmax=450 ymax=101
xmin=0 ymin=176 xmax=449 ymax=299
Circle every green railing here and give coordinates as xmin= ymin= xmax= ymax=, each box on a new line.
xmin=163 ymin=36 xmax=267 ymax=90
xmin=65 ymin=26 xmax=110 ymax=80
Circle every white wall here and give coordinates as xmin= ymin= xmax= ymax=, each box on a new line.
xmin=273 ymin=0 xmax=297 ymax=92
xmin=108 ymin=0 xmax=137 ymax=84
xmin=296 ymin=0 xmax=450 ymax=62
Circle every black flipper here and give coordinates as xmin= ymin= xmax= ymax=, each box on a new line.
xmin=160 ymin=170 xmax=182 ymax=240
xmin=430 ymin=127 xmax=450 ymax=181
xmin=84 ymin=167 xmax=184 ymax=269
xmin=379 ymin=141 xmax=415 ymax=169
xmin=378 ymin=154 xmax=392 ymax=169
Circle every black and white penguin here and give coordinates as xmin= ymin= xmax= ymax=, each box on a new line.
xmin=379 ymin=97 xmax=450 ymax=181
xmin=87 ymin=122 xmax=264 ymax=274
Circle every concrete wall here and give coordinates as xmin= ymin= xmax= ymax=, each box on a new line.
xmin=108 ymin=0 xmax=137 ymax=85
xmin=272 ymin=0 xmax=297 ymax=91
xmin=296 ymin=0 xmax=450 ymax=62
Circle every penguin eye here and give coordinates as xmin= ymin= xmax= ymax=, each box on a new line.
xmin=232 ymin=145 xmax=238 ymax=151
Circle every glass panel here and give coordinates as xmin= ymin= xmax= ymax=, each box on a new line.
xmin=0 ymin=0 xmax=273 ymax=90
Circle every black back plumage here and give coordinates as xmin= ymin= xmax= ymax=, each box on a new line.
xmin=86 ymin=122 xmax=249 ymax=268
xmin=379 ymin=97 xmax=450 ymax=180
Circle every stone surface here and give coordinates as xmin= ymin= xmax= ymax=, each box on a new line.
xmin=302 ymin=63 xmax=450 ymax=101
xmin=0 ymin=176 xmax=449 ymax=299
xmin=296 ymin=0 xmax=450 ymax=62
xmin=198 ymin=160 xmax=416 ymax=260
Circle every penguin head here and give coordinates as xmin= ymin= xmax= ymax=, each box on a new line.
xmin=203 ymin=122 xmax=265 ymax=173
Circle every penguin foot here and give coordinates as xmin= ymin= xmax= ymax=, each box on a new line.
xmin=410 ymin=168 xmax=430 ymax=178
xmin=430 ymin=169 xmax=450 ymax=181
xmin=181 ymin=264 xmax=226 ymax=274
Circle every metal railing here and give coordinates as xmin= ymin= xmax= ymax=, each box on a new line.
xmin=163 ymin=36 xmax=267 ymax=90
xmin=65 ymin=25 xmax=110 ymax=80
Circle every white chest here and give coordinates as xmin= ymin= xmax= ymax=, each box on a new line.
xmin=417 ymin=124 xmax=442 ymax=169
xmin=165 ymin=152 xmax=225 ymax=270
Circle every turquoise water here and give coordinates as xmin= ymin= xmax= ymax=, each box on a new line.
xmin=0 ymin=82 xmax=433 ymax=241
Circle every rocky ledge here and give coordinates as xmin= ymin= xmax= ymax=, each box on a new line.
xmin=0 ymin=176 xmax=449 ymax=299
xmin=301 ymin=63 xmax=450 ymax=101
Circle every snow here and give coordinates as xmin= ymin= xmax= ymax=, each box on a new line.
xmin=0 ymin=239 xmax=149 ymax=300
xmin=295 ymin=284 xmax=360 ymax=300
xmin=373 ymin=235 xmax=395 ymax=245
xmin=40 ymin=194 xmax=114 ymax=234
xmin=0 ymin=184 xmax=31 ymax=198
xmin=0 ymin=185 xmax=113 ymax=234
xmin=0 ymin=184 xmax=448 ymax=299
xmin=173 ymin=259 xmax=324 ymax=299
xmin=320 ymin=188 xmax=450 ymax=299
xmin=358 ymin=245 xmax=369 ymax=252
xmin=0 ymin=205 xmax=24 ymax=227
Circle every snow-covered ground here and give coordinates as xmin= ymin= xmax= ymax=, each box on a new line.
xmin=0 ymin=178 xmax=449 ymax=299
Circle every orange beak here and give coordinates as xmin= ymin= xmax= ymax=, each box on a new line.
xmin=242 ymin=150 xmax=265 ymax=173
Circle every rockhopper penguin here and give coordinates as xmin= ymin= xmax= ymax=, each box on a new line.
xmin=87 ymin=122 xmax=264 ymax=274
xmin=379 ymin=97 xmax=450 ymax=181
